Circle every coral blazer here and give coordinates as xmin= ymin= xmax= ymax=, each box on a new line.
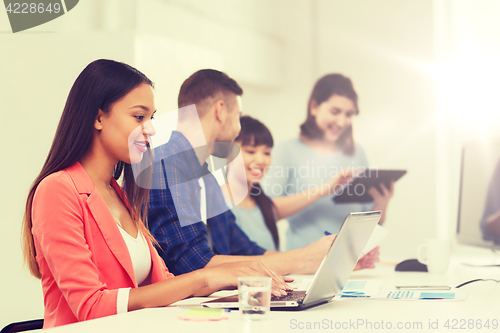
xmin=32 ymin=162 xmax=174 ymax=328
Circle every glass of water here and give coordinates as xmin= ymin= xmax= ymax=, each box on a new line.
xmin=238 ymin=276 xmax=272 ymax=320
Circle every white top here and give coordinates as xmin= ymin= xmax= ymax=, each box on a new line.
xmin=115 ymin=224 xmax=152 ymax=314
xmin=198 ymin=177 xmax=207 ymax=225
xmin=230 ymin=203 xmax=277 ymax=251
xmin=117 ymin=226 xmax=152 ymax=285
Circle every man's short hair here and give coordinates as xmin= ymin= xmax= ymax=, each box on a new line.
xmin=178 ymin=69 xmax=243 ymax=118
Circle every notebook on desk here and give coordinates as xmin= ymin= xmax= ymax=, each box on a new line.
xmin=202 ymin=211 xmax=381 ymax=311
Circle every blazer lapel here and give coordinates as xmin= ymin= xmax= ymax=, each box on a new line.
xmin=67 ymin=163 xmax=137 ymax=287
xmin=86 ymin=190 xmax=137 ymax=287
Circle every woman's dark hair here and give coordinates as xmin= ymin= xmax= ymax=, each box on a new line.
xmin=236 ymin=116 xmax=274 ymax=148
xmin=235 ymin=116 xmax=279 ymax=250
xmin=22 ymin=59 xmax=155 ymax=278
xmin=300 ymin=74 xmax=359 ymax=155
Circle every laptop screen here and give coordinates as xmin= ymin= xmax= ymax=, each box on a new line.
xmin=303 ymin=211 xmax=381 ymax=305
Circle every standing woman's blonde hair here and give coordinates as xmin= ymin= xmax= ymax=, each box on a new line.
xmin=22 ymin=59 xmax=155 ymax=278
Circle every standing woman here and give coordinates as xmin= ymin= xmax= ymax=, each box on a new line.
xmin=22 ymin=59 xmax=287 ymax=328
xmin=262 ymin=74 xmax=394 ymax=251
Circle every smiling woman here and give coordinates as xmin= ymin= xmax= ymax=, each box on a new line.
xmin=90 ymin=82 xmax=157 ymax=166
xmin=262 ymin=74 xmax=395 ymax=251
xmin=21 ymin=59 xmax=288 ymax=329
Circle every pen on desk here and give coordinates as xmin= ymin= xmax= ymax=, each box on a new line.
xmin=324 ymin=231 xmax=332 ymax=235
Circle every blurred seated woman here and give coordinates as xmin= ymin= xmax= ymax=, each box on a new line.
xmin=223 ymin=116 xmax=379 ymax=268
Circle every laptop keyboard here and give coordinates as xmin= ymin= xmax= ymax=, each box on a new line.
xmin=271 ymin=290 xmax=307 ymax=302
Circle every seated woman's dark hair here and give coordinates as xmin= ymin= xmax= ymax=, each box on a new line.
xmin=235 ymin=116 xmax=279 ymax=250
xmin=22 ymin=59 xmax=154 ymax=278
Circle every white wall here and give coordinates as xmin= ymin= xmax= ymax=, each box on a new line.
xmin=445 ymin=0 xmax=500 ymax=230
xmin=132 ymin=0 xmax=314 ymax=130
xmin=313 ymin=0 xmax=437 ymax=260
xmin=2 ymin=0 xmax=499 ymax=327
xmin=0 ymin=30 xmax=137 ymax=326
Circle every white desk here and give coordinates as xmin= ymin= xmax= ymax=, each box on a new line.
xmin=46 ymin=246 xmax=500 ymax=333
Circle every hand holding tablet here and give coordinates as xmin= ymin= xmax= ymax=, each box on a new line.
xmin=332 ymin=169 xmax=407 ymax=203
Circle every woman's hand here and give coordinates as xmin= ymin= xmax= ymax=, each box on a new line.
xmin=321 ymin=168 xmax=360 ymax=196
xmin=202 ymin=260 xmax=292 ymax=297
xmin=273 ymin=169 xmax=360 ymax=220
xmin=354 ymin=246 xmax=380 ymax=270
xmin=369 ymin=182 xmax=394 ymax=223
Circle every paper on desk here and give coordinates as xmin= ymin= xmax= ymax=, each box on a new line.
xmin=335 ymin=280 xmax=382 ymax=300
xmin=338 ymin=289 xmax=468 ymax=301
xmin=168 ymin=297 xmax=215 ymax=307
xmin=360 ymin=224 xmax=389 ymax=259
xmin=178 ymin=308 xmax=228 ymax=321
xmin=372 ymin=290 xmax=468 ymax=301
xmin=168 ymin=292 xmax=237 ymax=307
xmin=343 ymin=280 xmax=382 ymax=293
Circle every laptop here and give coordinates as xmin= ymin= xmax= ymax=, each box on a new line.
xmin=202 ymin=211 xmax=381 ymax=310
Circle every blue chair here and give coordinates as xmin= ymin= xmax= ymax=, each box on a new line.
xmin=0 ymin=320 xmax=43 ymax=333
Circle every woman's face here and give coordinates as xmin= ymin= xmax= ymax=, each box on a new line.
xmin=311 ymin=94 xmax=356 ymax=144
xmin=237 ymin=140 xmax=272 ymax=185
xmin=96 ymin=83 xmax=156 ymax=164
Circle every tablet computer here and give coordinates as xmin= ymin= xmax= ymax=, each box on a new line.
xmin=332 ymin=169 xmax=406 ymax=203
